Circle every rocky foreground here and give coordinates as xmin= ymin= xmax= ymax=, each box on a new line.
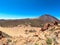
xmin=0 ymin=21 xmax=60 ymax=45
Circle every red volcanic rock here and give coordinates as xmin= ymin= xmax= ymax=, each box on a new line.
xmin=41 ymin=28 xmax=45 ymax=31
xmin=41 ymin=21 xmax=58 ymax=31
xmin=53 ymin=21 xmax=58 ymax=25
xmin=43 ymin=23 xmax=50 ymax=29
xmin=0 ymin=31 xmax=3 ymax=39
xmin=41 ymin=23 xmax=50 ymax=31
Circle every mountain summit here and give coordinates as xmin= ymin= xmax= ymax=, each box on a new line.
xmin=38 ymin=14 xmax=59 ymax=24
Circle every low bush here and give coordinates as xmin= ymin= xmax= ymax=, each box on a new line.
xmin=46 ymin=38 xmax=52 ymax=45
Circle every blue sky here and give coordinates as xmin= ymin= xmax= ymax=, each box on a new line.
xmin=0 ymin=0 xmax=60 ymax=19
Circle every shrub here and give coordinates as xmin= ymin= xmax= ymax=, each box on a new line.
xmin=29 ymin=30 xmax=36 ymax=33
xmin=35 ymin=43 xmax=38 ymax=45
xmin=46 ymin=38 xmax=52 ymax=45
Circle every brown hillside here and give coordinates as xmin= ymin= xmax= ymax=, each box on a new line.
xmin=0 ymin=14 xmax=59 ymax=27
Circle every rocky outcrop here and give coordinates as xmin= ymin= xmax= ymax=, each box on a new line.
xmin=41 ymin=23 xmax=50 ymax=31
xmin=0 ymin=31 xmax=8 ymax=45
xmin=41 ymin=21 xmax=58 ymax=31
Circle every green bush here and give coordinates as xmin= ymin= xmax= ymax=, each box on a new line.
xmin=46 ymin=38 xmax=52 ymax=45
xmin=35 ymin=43 xmax=38 ymax=45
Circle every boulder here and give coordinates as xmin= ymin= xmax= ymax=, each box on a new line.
xmin=41 ymin=23 xmax=50 ymax=31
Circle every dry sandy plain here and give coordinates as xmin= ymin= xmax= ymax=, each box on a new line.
xmin=0 ymin=24 xmax=60 ymax=45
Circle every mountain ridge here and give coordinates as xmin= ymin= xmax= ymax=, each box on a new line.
xmin=0 ymin=14 xmax=59 ymax=27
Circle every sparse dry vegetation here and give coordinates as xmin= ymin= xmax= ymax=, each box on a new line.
xmin=0 ymin=23 xmax=59 ymax=45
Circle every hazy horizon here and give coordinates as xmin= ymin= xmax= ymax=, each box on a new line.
xmin=0 ymin=14 xmax=59 ymax=20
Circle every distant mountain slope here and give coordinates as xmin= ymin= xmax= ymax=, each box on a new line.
xmin=38 ymin=14 xmax=59 ymax=24
xmin=0 ymin=14 xmax=59 ymax=27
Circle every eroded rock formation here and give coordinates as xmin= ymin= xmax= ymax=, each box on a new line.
xmin=41 ymin=21 xmax=58 ymax=31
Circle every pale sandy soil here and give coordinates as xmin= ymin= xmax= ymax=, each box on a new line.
xmin=0 ymin=24 xmax=60 ymax=45
xmin=0 ymin=26 xmax=41 ymax=37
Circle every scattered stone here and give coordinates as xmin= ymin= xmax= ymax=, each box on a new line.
xmin=33 ymin=35 xmax=38 ymax=37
